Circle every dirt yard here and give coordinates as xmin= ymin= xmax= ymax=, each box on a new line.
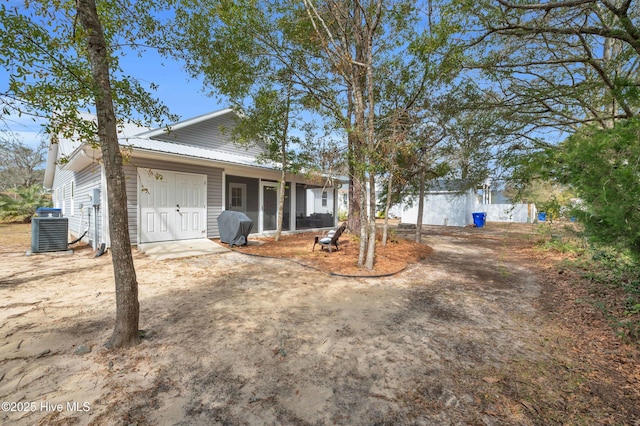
xmin=1 ymin=222 xmax=639 ymax=425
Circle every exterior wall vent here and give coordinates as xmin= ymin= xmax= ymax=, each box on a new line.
xmin=31 ymin=217 xmax=69 ymax=253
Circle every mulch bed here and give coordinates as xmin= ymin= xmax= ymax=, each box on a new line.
xmin=232 ymin=230 xmax=433 ymax=277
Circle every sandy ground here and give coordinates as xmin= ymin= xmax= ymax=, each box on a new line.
xmin=1 ymin=222 xmax=639 ymax=425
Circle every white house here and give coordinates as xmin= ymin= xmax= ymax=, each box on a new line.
xmin=400 ymin=180 xmax=536 ymax=227
xmin=43 ymin=109 xmax=342 ymax=248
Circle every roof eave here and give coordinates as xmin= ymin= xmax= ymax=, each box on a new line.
xmin=43 ymin=140 xmax=59 ymax=189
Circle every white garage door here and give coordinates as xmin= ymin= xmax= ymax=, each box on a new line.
xmin=139 ymin=169 xmax=207 ymax=243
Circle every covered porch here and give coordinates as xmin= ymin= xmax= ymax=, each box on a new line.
xmin=224 ymin=173 xmax=341 ymax=234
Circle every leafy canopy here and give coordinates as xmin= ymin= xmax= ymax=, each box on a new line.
xmin=532 ymin=119 xmax=640 ymax=251
xmin=0 ymin=0 xmax=176 ymax=139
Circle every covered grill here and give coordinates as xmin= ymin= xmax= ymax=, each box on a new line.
xmin=217 ymin=210 xmax=253 ymax=247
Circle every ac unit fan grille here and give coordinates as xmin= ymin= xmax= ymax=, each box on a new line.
xmin=31 ymin=217 xmax=68 ymax=253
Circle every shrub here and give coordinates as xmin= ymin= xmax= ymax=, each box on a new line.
xmin=0 ymin=185 xmax=52 ymax=223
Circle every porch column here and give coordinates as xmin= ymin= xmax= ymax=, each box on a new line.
xmin=289 ymin=179 xmax=296 ymax=231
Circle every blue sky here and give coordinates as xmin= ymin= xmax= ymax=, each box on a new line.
xmin=1 ymin=49 xmax=227 ymax=148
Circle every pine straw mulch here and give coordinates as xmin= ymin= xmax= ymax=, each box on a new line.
xmin=535 ymin=251 xmax=640 ymax=420
xmin=231 ymin=229 xmax=433 ymax=277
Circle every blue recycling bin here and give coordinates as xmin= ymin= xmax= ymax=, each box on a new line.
xmin=538 ymin=212 xmax=547 ymax=222
xmin=472 ymin=212 xmax=487 ymax=228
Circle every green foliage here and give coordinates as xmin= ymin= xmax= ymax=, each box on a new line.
xmin=231 ymin=86 xmax=308 ymax=174
xmin=0 ymin=184 xmax=51 ymax=223
xmin=552 ymin=119 xmax=640 ymax=252
xmin=533 ymin=222 xmax=584 ymax=254
xmin=510 ymin=180 xmax=574 ymax=220
xmin=583 ymin=247 xmax=640 ymax=341
xmin=0 ymin=0 xmax=177 ymax=139
xmin=386 ymin=227 xmax=399 ymax=244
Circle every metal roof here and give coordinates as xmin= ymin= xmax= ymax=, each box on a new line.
xmin=120 ymin=137 xmax=278 ymax=169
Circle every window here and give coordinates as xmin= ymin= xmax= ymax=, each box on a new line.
xmin=322 ymin=191 xmax=328 ymax=207
xmin=70 ymin=182 xmax=75 ymax=216
xmin=231 ymin=187 xmax=242 ymax=207
xmin=229 ymin=183 xmax=247 ymax=211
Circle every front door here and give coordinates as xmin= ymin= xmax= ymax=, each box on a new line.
xmin=139 ymin=169 xmax=207 ymax=243
xmin=261 ymin=182 xmax=278 ymax=232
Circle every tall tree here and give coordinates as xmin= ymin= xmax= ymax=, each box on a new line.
xmin=302 ymin=0 xmax=384 ymax=269
xmin=167 ymin=0 xmax=366 ymax=246
xmin=76 ymin=0 xmax=140 ymax=348
xmin=169 ymin=0 xmax=436 ymax=269
xmin=448 ymin=0 xmax=640 ymax=250
xmin=0 ymin=0 xmax=174 ymax=348
xmin=448 ymin=0 xmax=640 ymax=136
xmin=0 ymin=133 xmax=47 ymax=191
xmin=231 ymin=81 xmax=308 ymax=241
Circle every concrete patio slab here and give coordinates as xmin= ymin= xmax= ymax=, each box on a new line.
xmin=138 ymin=238 xmax=230 ymax=260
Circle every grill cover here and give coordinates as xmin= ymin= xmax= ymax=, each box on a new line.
xmin=217 ymin=210 xmax=253 ymax=246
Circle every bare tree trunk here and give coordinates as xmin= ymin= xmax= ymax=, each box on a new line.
xmin=363 ymin=16 xmax=379 ymax=270
xmin=382 ymin=168 xmax=394 ymax=246
xmin=365 ymin=173 xmax=377 ymax=269
xmin=415 ymin=166 xmax=425 ymax=243
xmin=347 ymin=132 xmax=361 ymax=234
xmin=275 ymin=82 xmax=292 ymax=242
xmin=302 ymin=0 xmax=381 ymax=268
xmin=358 ymin=175 xmax=368 ymax=267
xmin=77 ymin=0 xmax=140 ymax=348
xmin=352 ymin=78 xmax=368 ymax=268
xmin=275 ymin=170 xmax=286 ymax=242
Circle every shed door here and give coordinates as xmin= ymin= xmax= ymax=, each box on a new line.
xmin=139 ymin=169 xmax=207 ymax=243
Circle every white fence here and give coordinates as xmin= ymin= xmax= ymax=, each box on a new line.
xmin=480 ymin=203 xmax=537 ymax=223
xmin=401 ymin=192 xmax=537 ymax=227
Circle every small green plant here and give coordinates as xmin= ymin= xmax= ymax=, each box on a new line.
xmin=542 ymin=227 xmax=640 ymax=344
xmin=541 ymin=238 xmax=584 ymax=254
xmin=0 ymin=185 xmax=52 ymax=223
xmin=386 ymin=227 xmax=399 ymax=243
xmin=535 ymin=223 xmax=584 ymax=254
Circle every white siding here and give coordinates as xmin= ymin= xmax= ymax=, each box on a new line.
xmin=51 ymin=161 xmax=103 ymax=246
xmin=124 ymin=158 xmax=223 ymax=245
xmin=401 ymin=191 xmax=476 ymax=227
xmin=151 ymin=114 xmax=266 ymax=158
xmin=307 ymin=188 xmax=334 ymax=215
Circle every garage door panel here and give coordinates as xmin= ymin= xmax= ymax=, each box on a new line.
xmin=145 ymin=213 xmax=154 ymax=233
xmin=158 ymin=185 xmax=169 ymax=207
xmin=160 ymin=212 xmax=169 ymax=233
xmin=139 ymin=169 xmax=207 ymax=243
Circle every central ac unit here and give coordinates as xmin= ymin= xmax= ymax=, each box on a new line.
xmin=31 ymin=216 xmax=69 ymax=253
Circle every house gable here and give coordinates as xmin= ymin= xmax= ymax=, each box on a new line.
xmin=138 ymin=109 xmax=266 ymax=159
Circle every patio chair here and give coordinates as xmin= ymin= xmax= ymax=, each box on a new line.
xmin=312 ymin=224 xmax=346 ymax=253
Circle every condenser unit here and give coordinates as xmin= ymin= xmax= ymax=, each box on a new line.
xmin=31 ymin=216 xmax=69 ymax=253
